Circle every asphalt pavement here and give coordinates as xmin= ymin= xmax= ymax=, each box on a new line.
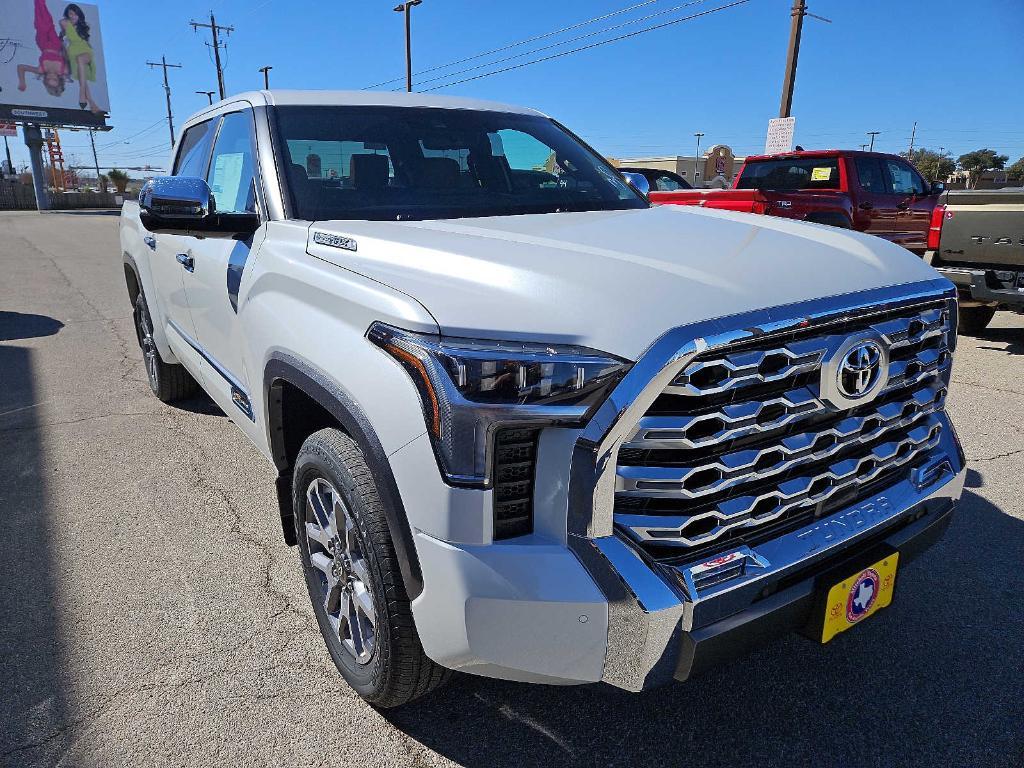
xmin=1 ymin=210 xmax=1022 ymax=768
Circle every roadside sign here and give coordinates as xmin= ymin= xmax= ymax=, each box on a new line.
xmin=765 ymin=117 xmax=796 ymax=154
xmin=0 ymin=122 xmax=16 ymax=138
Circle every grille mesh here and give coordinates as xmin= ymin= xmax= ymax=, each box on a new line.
xmin=615 ymin=300 xmax=952 ymax=558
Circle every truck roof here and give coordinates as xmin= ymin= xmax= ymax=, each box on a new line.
xmin=742 ymin=149 xmax=900 ymax=163
xmin=197 ymin=89 xmax=544 ymax=117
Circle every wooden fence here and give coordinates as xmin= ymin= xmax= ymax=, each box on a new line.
xmin=0 ymin=182 xmax=123 ymax=210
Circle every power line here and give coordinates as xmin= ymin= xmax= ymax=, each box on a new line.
xmin=423 ymin=0 xmax=752 ymax=92
xmin=408 ymin=0 xmax=713 ymax=91
xmin=363 ymin=0 xmax=663 ymax=90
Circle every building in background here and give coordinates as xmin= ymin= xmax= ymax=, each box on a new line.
xmin=613 ymin=145 xmax=745 ymax=188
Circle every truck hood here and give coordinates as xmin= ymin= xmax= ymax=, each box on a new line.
xmin=307 ymin=204 xmax=943 ymax=360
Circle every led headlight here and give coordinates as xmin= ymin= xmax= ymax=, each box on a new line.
xmin=368 ymin=322 xmax=630 ymax=486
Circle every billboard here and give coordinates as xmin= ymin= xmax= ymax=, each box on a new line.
xmin=0 ymin=1 xmax=110 ymax=129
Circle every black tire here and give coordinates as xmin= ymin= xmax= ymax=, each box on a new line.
xmin=957 ymin=305 xmax=996 ymax=336
xmin=293 ymin=428 xmax=450 ymax=708
xmin=133 ymin=292 xmax=199 ymax=403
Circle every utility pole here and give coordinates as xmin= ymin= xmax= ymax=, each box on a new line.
xmin=907 ymin=121 xmax=917 ymax=158
xmin=393 ymin=0 xmax=422 ymax=92
xmin=859 ymin=144 xmax=869 ymax=151
xmin=88 ymin=129 xmax=101 ymax=189
xmin=2 ymin=134 xmax=13 ymax=176
xmin=778 ymin=0 xmax=805 ymax=118
xmin=190 ymin=12 xmax=234 ymax=100
xmin=258 ymin=66 xmax=272 ymax=89
xmin=778 ymin=0 xmax=830 ymax=118
xmin=196 ymin=90 xmax=215 ymax=105
xmin=693 ymin=132 xmax=704 ymax=188
xmin=147 ymin=56 xmax=183 ymax=148
xmin=867 ymin=131 xmax=880 ymax=152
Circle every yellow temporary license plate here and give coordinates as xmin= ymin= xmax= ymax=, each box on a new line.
xmin=821 ymin=553 xmax=899 ymax=643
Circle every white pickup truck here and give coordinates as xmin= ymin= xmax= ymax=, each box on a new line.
xmin=120 ymin=90 xmax=966 ymax=707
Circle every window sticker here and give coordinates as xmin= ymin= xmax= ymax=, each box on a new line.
xmin=811 ymin=166 xmax=833 ymax=181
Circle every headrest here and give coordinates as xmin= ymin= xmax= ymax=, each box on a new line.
xmin=416 ymin=157 xmax=460 ymax=189
xmin=351 ymin=153 xmax=389 ymax=190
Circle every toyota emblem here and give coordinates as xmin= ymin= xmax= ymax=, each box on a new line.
xmin=837 ymin=341 xmax=884 ymax=398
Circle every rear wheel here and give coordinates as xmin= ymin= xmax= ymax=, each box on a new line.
xmin=133 ymin=293 xmax=199 ymax=402
xmin=957 ymin=305 xmax=996 ymax=336
xmin=293 ymin=428 xmax=450 ymax=707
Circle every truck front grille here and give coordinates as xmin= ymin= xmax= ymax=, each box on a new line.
xmin=614 ymin=301 xmax=953 ymax=559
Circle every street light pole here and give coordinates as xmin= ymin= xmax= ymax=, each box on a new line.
xmin=259 ymin=66 xmax=272 ymax=89
xmin=867 ymin=131 xmax=880 ymax=152
xmin=196 ymin=90 xmax=215 ymax=105
xmin=393 ymin=0 xmax=423 ymax=92
xmin=693 ymin=132 xmax=704 ymax=188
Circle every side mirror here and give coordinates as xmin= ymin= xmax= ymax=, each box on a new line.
xmin=621 ymin=171 xmax=650 ymax=197
xmin=929 ymin=181 xmax=946 ymax=195
xmin=139 ymin=176 xmax=259 ymax=237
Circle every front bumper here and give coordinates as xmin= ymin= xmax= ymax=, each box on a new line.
xmin=570 ymin=419 xmax=964 ymax=691
xmin=933 ymin=262 xmax=1024 ymax=308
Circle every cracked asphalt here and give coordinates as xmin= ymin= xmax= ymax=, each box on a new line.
xmin=1 ymin=210 xmax=1022 ymax=768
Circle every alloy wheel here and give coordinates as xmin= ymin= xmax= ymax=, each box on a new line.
xmin=136 ymin=301 xmax=159 ymax=389
xmin=304 ymin=477 xmax=377 ymax=664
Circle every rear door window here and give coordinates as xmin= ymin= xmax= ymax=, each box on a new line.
xmin=855 ymin=158 xmax=887 ymax=193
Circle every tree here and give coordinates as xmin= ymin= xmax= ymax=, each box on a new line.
xmin=957 ymin=148 xmax=1009 ymax=189
xmin=107 ymin=168 xmax=130 ymax=193
xmin=1006 ymin=157 xmax=1024 ymax=183
xmin=907 ymin=148 xmax=955 ymax=183
xmin=98 ymin=173 xmax=109 ymax=192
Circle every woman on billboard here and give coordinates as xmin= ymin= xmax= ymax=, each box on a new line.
xmin=16 ymin=1 xmax=103 ymax=114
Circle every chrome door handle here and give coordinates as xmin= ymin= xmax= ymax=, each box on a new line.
xmin=175 ymin=253 xmax=194 ymax=272
xmin=143 ymin=235 xmax=156 ymax=250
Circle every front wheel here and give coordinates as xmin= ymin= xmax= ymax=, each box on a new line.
xmin=957 ymin=305 xmax=996 ymax=336
xmin=133 ymin=293 xmax=198 ymax=402
xmin=293 ymin=428 xmax=450 ymax=707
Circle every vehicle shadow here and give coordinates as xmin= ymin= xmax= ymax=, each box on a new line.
xmin=0 ymin=345 xmax=69 ymax=766
xmin=387 ymin=487 xmax=1023 ymax=768
xmin=169 ymin=391 xmax=226 ymax=418
xmin=974 ymin=324 xmax=1024 ymax=356
xmin=0 ymin=312 xmax=64 ymax=342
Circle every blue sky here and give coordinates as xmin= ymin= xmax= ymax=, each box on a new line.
xmin=8 ymin=0 xmax=1024 ymax=174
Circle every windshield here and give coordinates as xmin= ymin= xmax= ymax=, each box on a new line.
xmin=736 ymin=157 xmax=841 ymax=191
xmin=271 ymin=105 xmax=646 ymax=221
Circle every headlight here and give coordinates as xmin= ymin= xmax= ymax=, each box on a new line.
xmin=368 ymin=322 xmax=630 ymax=486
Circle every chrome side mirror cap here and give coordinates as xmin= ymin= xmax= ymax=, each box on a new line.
xmin=621 ymin=171 xmax=650 ymax=197
xmin=139 ymin=176 xmax=259 ymax=237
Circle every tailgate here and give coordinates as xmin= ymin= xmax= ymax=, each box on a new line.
xmin=939 ymin=189 xmax=1024 ymax=268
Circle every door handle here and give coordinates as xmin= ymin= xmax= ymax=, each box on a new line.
xmin=175 ymin=253 xmax=194 ymax=272
xmin=858 ymin=202 xmax=873 ymax=210
xmin=143 ymin=235 xmax=156 ymax=250
xmin=896 ymin=201 xmax=910 ymax=211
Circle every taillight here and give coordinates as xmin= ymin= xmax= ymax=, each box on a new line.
xmin=927 ymin=204 xmax=948 ymax=250
xmin=751 ymin=190 xmax=769 ymax=215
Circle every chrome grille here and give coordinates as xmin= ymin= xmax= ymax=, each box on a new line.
xmin=614 ymin=301 xmax=953 ymax=555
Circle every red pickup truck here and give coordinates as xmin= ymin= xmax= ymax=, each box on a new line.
xmin=650 ymin=149 xmax=945 ymax=254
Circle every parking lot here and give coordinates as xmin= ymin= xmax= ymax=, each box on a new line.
xmin=1 ymin=210 xmax=1022 ymax=768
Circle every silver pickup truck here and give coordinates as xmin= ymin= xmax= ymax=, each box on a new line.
xmin=928 ymin=188 xmax=1024 ymax=333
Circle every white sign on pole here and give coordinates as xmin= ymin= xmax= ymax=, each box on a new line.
xmin=0 ymin=121 xmax=16 ymax=137
xmin=765 ymin=117 xmax=796 ymax=154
